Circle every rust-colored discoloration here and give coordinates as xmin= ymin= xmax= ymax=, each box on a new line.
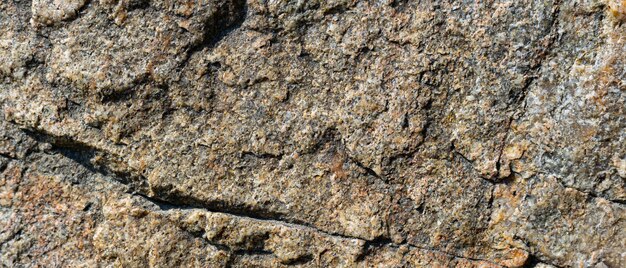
xmin=608 ymin=0 xmax=626 ymax=22
xmin=330 ymin=152 xmax=347 ymax=180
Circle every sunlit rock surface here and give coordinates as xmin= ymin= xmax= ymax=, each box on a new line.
xmin=1 ymin=0 xmax=624 ymax=267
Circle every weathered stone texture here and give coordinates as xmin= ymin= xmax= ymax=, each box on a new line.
xmin=1 ymin=0 xmax=624 ymax=267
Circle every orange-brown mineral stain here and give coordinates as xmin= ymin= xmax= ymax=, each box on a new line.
xmin=609 ymin=0 xmax=626 ymax=22
xmin=499 ymin=248 xmax=530 ymax=268
xmin=330 ymin=153 xmax=347 ymax=180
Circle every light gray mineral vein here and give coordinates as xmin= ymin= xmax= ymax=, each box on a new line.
xmin=1 ymin=0 xmax=625 ymax=267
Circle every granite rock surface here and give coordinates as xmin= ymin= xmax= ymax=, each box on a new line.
xmin=1 ymin=0 xmax=625 ymax=267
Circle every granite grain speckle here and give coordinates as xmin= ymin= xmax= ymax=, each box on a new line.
xmin=1 ymin=0 xmax=624 ymax=267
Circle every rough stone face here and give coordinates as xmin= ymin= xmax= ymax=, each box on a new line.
xmin=1 ymin=0 xmax=624 ymax=267
xmin=30 ymin=0 xmax=88 ymax=26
